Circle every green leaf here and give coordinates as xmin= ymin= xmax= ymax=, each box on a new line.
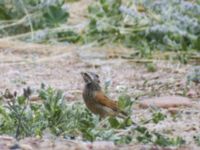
xmin=81 ymin=128 xmax=95 ymax=141
xmin=109 ymin=117 xmax=120 ymax=128
xmin=152 ymin=112 xmax=166 ymax=124
xmin=154 ymin=133 xmax=185 ymax=147
xmin=136 ymin=126 xmax=148 ymax=134
xmin=115 ymin=135 xmax=132 ymax=144
xmin=136 ymin=126 xmax=152 ymax=144
xmin=118 ymin=94 xmax=132 ymax=111
xmin=146 ymin=63 xmax=157 ymax=72
xmin=17 ymin=96 xmax=26 ymax=105
xmin=123 ymin=117 xmax=132 ymax=126
xmin=43 ymin=5 xmax=69 ymax=27
xmin=57 ymin=30 xmax=81 ymax=43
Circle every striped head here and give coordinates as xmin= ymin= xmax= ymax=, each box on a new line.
xmin=81 ymin=72 xmax=100 ymax=85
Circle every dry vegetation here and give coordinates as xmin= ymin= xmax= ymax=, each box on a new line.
xmin=0 ymin=0 xmax=200 ymax=150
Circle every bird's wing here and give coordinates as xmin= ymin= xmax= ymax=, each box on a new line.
xmin=94 ymin=91 xmax=119 ymax=111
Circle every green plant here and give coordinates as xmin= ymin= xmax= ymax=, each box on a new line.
xmin=65 ymin=0 xmax=80 ymax=2
xmin=136 ymin=126 xmax=185 ymax=147
xmin=174 ymin=53 xmax=189 ymax=64
xmin=84 ymin=0 xmax=200 ymax=55
xmin=146 ymin=63 xmax=157 ymax=72
xmin=152 ymin=111 xmax=166 ymax=124
xmin=84 ymin=0 xmax=124 ymax=44
xmin=57 ymin=30 xmax=81 ymax=43
xmin=194 ymin=135 xmax=200 ymax=146
xmin=136 ymin=126 xmax=153 ymax=144
xmin=43 ymin=3 xmax=69 ymax=27
xmin=0 ymin=0 xmax=70 ymax=43
xmin=154 ymin=133 xmax=185 ymax=147
xmin=187 ymin=66 xmax=200 ymax=84
xmin=0 ymin=85 xmax=187 ymax=147
xmin=0 ymin=87 xmax=44 ymax=139
xmin=118 ymin=93 xmax=133 ymax=115
xmin=39 ymin=86 xmax=69 ymax=135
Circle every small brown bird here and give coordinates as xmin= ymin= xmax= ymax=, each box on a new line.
xmin=81 ymin=72 xmax=127 ymax=118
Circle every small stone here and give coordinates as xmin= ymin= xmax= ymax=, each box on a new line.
xmin=64 ymin=93 xmax=76 ymax=101
xmin=90 ymin=141 xmax=115 ymax=150
xmin=139 ymin=96 xmax=192 ymax=109
xmin=187 ymin=89 xmax=197 ymax=98
xmin=19 ymin=144 xmax=33 ymax=150
xmin=168 ymin=107 xmax=179 ymax=114
xmin=0 ymin=136 xmax=17 ymax=149
xmin=116 ymin=85 xmax=127 ymax=92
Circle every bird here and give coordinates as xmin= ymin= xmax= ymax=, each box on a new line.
xmin=81 ymin=72 xmax=127 ymax=118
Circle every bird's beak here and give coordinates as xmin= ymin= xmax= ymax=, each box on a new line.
xmin=81 ymin=72 xmax=91 ymax=84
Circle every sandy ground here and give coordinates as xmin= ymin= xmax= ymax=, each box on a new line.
xmin=0 ymin=0 xmax=200 ymax=149
xmin=0 ymin=38 xmax=200 ymax=149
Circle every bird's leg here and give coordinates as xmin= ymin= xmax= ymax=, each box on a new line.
xmin=98 ymin=117 xmax=109 ymax=128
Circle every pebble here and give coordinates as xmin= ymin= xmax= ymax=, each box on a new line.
xmin=139 ymin=96 xmax=192 ymax=109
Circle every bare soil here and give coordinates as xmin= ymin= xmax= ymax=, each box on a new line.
xmin=0 ymin=38 xmax=200 ymax=149
xmin=0 ymin=0 xmax=200 ymax=149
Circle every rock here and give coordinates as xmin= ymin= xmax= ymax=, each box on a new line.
xmin=187 ymin=89 xmax=197 ymax=98
xmin=116 ymin=85 xmax=127 ymax=92
xmin=19 ymin=137 xmax=89 ymax=150
xmin=139 ymin=96 xmax=192 ymax=109
xmin=167 ymin=107 xmax=179 ymax=114
xmin=0 ymin=136 xmax=17 ymax=149
xmin=87 ymin=141 xmax=115 ymax=150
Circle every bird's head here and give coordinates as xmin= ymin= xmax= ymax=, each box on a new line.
xmin=81 ymin=72 xmax=100 ymax=85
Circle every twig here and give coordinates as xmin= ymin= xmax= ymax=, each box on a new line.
xmin=126 ymin=59 xmax=154 ymax=63
xmin=97 ymin=117 xmax=109 ymax=128
xmin=19 ymin=0 xmax=34 ymax=40
xmin=0 ymin=16 xmax=28 ymax=30
xmin=0 ymin=20 xmax=16 ymax=24
xmin=5 ymin=23 xmax=85 ymax=40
